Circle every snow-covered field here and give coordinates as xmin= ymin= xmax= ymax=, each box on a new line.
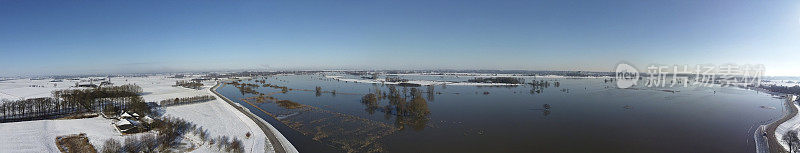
xmin=0 ymin=79 xmax=84 ymax=100
xmin=0 ymin=116 xmax=127 ymax=152
xmin=762 ymin=80 xmax=800 ymax=87
xmin=324 ymin=75 xmax=524 ymax=86
xmin=0 ymin=75 xmax=276 ymax=153
xmin=322 ymin=73 xmax=613 ymax=86
xmin=776 ymin=95 xmax=800 ymax=151
xmin=390 ymin=72 xmax=612 ymax=78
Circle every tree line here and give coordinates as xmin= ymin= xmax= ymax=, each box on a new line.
xmin=159 ymin=95 xmax=216 ymax=106
xmin=175 ymin=80 xmax=203 ymax=90
xmin=0 ymin=84 xmax=148 ymax=122
xmin=760 ymin=85 xmax=800 ymax=95
xmin=468 ymin=77 xmax=524 ymax=84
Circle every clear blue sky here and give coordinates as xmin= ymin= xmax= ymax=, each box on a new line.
xmin=1 ymin=0 xmax=799 ymax=76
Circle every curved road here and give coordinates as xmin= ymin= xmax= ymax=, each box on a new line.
xmin=210 ymin=82 xmax=291 ymax=153
xmin=759 ymin=96 xmax=798 ymax=153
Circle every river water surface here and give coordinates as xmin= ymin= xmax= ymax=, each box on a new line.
xmin=216 ymin=73 xmax=783 ymax=153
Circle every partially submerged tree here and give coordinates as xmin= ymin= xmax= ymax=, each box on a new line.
xmin=175 ymin=80 xmax=203 ymax=90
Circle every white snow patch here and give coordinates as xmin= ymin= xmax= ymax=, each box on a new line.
xmin=0 ymin=117 xmax=142 ymax=153
xmin=776 ymin=97 xmax=800 ymax=151
xmin=0 ymin=75 xmax=276 ymax=152
xmin=324 ymin=75 xmax=522 ymax=86
xmin=0 ymin=79 xmax=86 ymax=100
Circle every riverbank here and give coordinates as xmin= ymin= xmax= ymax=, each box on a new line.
xmin=0 ymin=75 xmax=274 ymax=152
xmin=763 ymin=95 xmax=798 ymax=153
xmin=210 ymin=81 xmax=298 ymax=153
xmin=776 ymin=99 xmax=800 ymax=152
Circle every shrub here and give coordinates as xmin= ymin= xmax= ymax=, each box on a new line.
xmin=219 ymin=136 xmax=230 ymax=150
xmin=315 ymin=86 xmax=322 ymax=97
xmin=175 ymin=81 xmax=203 ymax=90
xmin=151 ymin=117 xmax=198 ymax=149
xmin=199 ymin=128 xmax=209 ymax=142
xmin=228 ymin=137 xmax=244 ymax=153
xmin=122 ymin=136 xmax=142 ymax=153
xmin=101 ymin=139 xmax=122 ymax=153
xmin=139 ymin=134 xmax=157 ymax=152
xmin=215 ymin=136 xmax=224 ymax=149
xmin=276 ymin=100 xmax=304 ymax=109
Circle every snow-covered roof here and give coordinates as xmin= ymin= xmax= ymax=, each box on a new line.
xmin=120 ymin=112 xmax=132 ymax=118
xmin=115 ymin=119 xmax=132 ymax=126
xmin=141 ymin=116 xmax=154 ymax=123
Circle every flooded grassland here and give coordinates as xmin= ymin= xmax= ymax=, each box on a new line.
xmin=216 ymin=73 xmax=783 ymax=153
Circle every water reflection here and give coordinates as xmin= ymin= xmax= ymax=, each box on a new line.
xmin=426 ymin=85 xmax=435 ymax=102
xmin=229 ymin=79 xmax=396 ymax=152
xmin=362 ymin=85 xmax=432 ymax=131
xmin=216 ymin=74 xmax=785 ymax=153
xmin=226 ymin=81 xmax=260 ymax=95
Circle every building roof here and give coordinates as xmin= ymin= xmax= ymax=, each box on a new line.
xmin=141 ymin=116 xmax=154 ymax=123
xmin=120 ymin=112 xmax=133 ymax=118
xmin=116 ymin=119 xmax=132 ymax=126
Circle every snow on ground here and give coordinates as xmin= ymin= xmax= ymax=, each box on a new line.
xmin=0 ymin=79 xmax=84 ymax=100
xmin=762 ymin=80 xmax=800 ymax=87
xmin=324 ymin=75 xmax=522 ymax=86
xmin=108 ymin=75 xmax=209 ymax=102
xmin=776 ymin=96 xmax=800 ymax=151
xmin=0 ymin=75 xmax=274 ymax=152
xmin=323 ymin=73 xmax=613 ymax=87
xmin=113 ymin=75 xmax=271 ymax=152
xmin=160 ymin=86 xmax=270 ymax=153
xmin=0 ymin=116 xmax=139 ymax=153
xmin=390 ymin=73 xmax=612 ymax=78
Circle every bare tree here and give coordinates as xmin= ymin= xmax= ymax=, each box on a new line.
xmin=123 ymin=136 xmax=142 ymax=153
xmin=784 ymin=130 xmax=800 ymax=153
xmin=101 ymin=139 xmax=122 ymax=153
